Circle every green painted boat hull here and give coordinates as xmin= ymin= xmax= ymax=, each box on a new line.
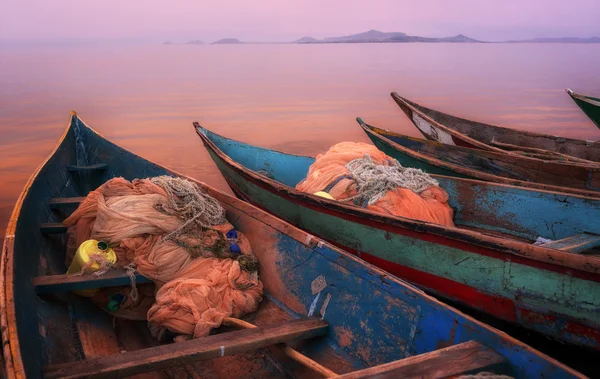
xmin=568 ymin=89 xmax=600 ymax=130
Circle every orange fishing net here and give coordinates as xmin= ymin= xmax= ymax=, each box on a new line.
xmin=296 ymin=142 xmax=454 ymax=226
xmin=64 ymin=177 xmax=263 ymax=339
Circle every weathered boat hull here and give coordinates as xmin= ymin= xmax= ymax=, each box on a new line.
xmin=567 ymin=89 xmax=600 ymax=130
xmin=392 ymin=92 xmax=600 ymax=162
xmin=196 ymin=124 xmax=600 ymax=352
xmin=2 ymin=113 xmax=583 ymax=378
xmin=357 ymin=118 xmax=600 ymax=196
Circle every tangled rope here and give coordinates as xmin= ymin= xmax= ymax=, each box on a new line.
xmin=150 ymin=176 xmax=227 ymax=242
xmin=75 ymin=253 xmax=113 ymax=277
xmin=343 ymin=155 xmax=439 ymax=206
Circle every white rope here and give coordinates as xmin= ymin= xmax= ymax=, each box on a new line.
xmin=343 ymin=154 xmax=439 ymax=205
xmin=124 ymin=263 xmax=139 ymax=302
xmin=150 ymin=176 xmax=227 ymax=241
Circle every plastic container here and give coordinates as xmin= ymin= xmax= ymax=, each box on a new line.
xmin=67 ymin=239 xmax=117 ymax=297
xmin=314 ymin=191 xmax=335 ymax=200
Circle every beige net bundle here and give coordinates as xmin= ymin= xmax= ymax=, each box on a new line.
xmin=64 ymin=176 xmax=263 ymax=340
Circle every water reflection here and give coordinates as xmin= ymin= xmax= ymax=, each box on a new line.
xmin=1 ymin=43 xmax=600 ymax=234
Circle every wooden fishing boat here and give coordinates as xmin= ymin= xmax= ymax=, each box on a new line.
xmin=195 ymin=122 xmax=600 ymax=353
xmin=391 ymin=92 xmax=600 ymax=163
xmin=567 ymin=89 xmax=600 ymax=130
xmin=357 ymin=117 xmax=600 ymax=197
xmin=1 ymin=113 xmax=581 ymax=379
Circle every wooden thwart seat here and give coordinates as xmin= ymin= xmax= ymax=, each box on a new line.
xmin=33 ymin=271 xmax=152 ymax=294
xmin=67 ymin=163 xmax=108 ymax=172
xmin=541 ymin=233 xmax=600 ymax=253
xmin=223 ymin=317 xmax=337 ymax=378
xmin=43 ymin=318 xmax=329 ymax=379
xmin=40 ymin=223 xmax=68 ymax=234
xmin=335 ymin=341 xmax=505 ymax=379
xmin=48 ymin=196 xmax=86 ymax=208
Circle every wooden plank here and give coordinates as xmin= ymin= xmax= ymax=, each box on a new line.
xmin=33 ymin=271 xmax=152 ymax=294
xmin=40 ymin=222 xmax=67 ymax=234
xmin=336 ymin=341 xmax=505 ymax=379
xmin=67 ymin=163 xmax=108 ymax=172
xmin=48 ymin=196 xmax=86 ymax=208
xmin=43 ymin=318 xmax=329 ymax=379
xmin=489 ymin=140 xmax=593 ymax=164
xmin=222 ymin=317 xmax=337 ymax=378
xmin=541 ymin=233 xmax=600 ymax=253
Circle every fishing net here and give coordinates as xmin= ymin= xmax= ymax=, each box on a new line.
xmin=296 ymin=142 xmax=454 ymax=226
xmin=64 ymin=176 xmax=263 ymax=339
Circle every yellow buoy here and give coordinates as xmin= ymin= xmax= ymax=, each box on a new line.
xmin=67 ymin=240 xmax=117 ymax=297
xmin=314 ymin=191 xmax=335 ymax=200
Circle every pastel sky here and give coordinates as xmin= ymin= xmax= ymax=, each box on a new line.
xmin=1 ymin=0 xmax=599 ymax=43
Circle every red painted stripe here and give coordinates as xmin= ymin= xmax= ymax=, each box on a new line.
xmin=451 ymin=135 xmax=479 ymax=149
xmin=354 ymin=249 xmax=600 ymax=349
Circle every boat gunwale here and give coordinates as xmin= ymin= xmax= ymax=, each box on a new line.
xmin=193 ymin=122 xmax=600 ymax=278
xmin=0 ymin=110 xmax=80 ymax=379
xmin=391 ymin=92 xmax=600 ymax=166
xmin=358 ymin=118 xmax=600 ymax=199
xmin=567 ymin=88 xmax=600 ymax=105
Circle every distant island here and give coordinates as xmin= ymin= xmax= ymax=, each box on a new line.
xmin=294 ymin=30 xmax=481 ymax=44
xmin=211 ymin=38 xmax=243 ymax=44
xmin=162 ymin=30 xmax=600 ymax=45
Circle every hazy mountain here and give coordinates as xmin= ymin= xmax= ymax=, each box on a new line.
xmin=506 ymin=37 xmax=600 ymax=43
xmin=441 ymin=34 xmax=480 ymax=42
xmin=295 ymin=36 xmax=319 ymax=43
xmin=324 ymin=29 xmax=408 ymax=42
xmin=187 ymin=40 xmax=204 ymax=44
xmin=162 ymin=41 xmax=173 ymax=45
xmin=296 ymin=30 xmax=480 ymax=44
xmin=211 ymin=38 xmax=243 ymax=44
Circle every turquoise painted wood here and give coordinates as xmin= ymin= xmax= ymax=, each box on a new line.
xmin=2 ymin=113 xmax=583 ymax=378
xmin=195 ymin=123 xmax=600 ymax=352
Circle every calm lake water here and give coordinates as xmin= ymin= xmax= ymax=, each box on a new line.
xmin=2 ymin=43 xmax=600 ymax=231
xmin=1 ymin=42 xmax=600 ymax=373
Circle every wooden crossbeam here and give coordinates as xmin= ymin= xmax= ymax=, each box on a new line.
xmin=67 ymin=163 xmax=108 ymax=172
xmin=48 ymin=196 xmax=86 ymax=208
xmin=336 ymin=341 xmax=505 ymax=379
xmin=33 ymin=271 xmax=152 ymax=294
xmin=40 ymin=223 xmax=68 ymax=234
xmin=223 ymin=317 xmax=337 ymax=378
xmin=43 ymin=318 xmax=329 ymax=379
xmin=489 ymin=140 xmax=593 ymax=164
xmin=541 ymin=233 xmax=600 ymax=254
